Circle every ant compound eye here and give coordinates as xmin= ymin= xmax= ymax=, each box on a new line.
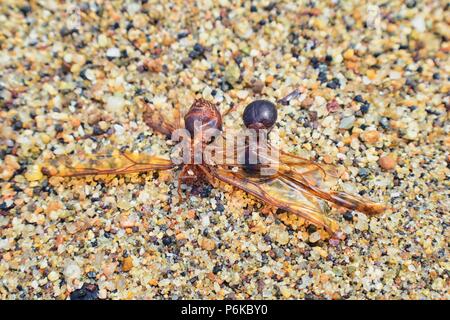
xmin=242 ymin=100 xmax=277 ymax=130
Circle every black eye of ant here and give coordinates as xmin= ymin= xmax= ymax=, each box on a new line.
xmin=243 ymin=100 xmax=277 ymax=130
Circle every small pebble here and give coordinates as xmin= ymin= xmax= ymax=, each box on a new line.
xmin=122 ymin=256 xmax=133 ymax=272
xmin=379 ymin=154 xmax=397 ymax=170
xmin=64 ymin=261 xmax=81 ymax=281
xmin=106 ymin=47 xmax=121 ymax=59
xmin=200 ymin=238 xmax=216 ymax=251
xmin=25 ymin=165 xmax=44 ymax=181
xmin=326 ymin=99 xmax=339 ymax=112
xmin=343 ymin=212 xmax=353 ymax=221
xmin=339 ymin=116 xmax=355 ymax=129
xmin=47 ymin=271 xmax=59 ymax=282
xmin=354 ymin=95 xmax=364 ymax=103
xmin=379 ymin=117 xmax=390 ymax=129
xmin=360 ymin=103 xmax=370 ymax=114
xmin=252 ymin=80 xmax=264 ymax=94
xmin=106 ymin=96 xmax=126 ymax=114
xmin=70 ymin=284 xmax=99 ymax=300
xmin=224 ymin=61 xmax=240 ymax=85
xmin=361 ymin=130 xmax=380 ymax=144
xmin=358 ymin=168 xmax=370 ymax=179
xmin=309 ymin=231 xmax=321 ymax=243
xmin=162 ymin=235 xmax=174 ymax=246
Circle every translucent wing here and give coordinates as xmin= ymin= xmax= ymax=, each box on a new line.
xmin=278 ymin=149 xmax=340 ymax=190
xmin=42 ymin=149 xmax=175 ymax=177
xmin=205 ymin=141 xmax=385 ymax=235
xmin=276 ymin=150 xmax=386 ymax=215
xmin=206 ymin=135 xmax=339 ymax=189
xmin=206 ymin=165 xmax=341 ymax=235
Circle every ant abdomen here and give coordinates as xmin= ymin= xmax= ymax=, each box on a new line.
xmin=242 ymin=100 xmax=277 ymax=130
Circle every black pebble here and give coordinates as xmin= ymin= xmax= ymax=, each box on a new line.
xmin=0 ymin=202 xmax=15 ymax=211
xmin=358 ymin=168 xmax=370 ymax=179
xmin=343 ymin=211 xmax=353 ymax=221
xmin=135 ymin=88 xmax=145 ymax=95
xmin=406 ymin=0 xmax=417 ymax=8
xmin=177 ymin=32 xmax=189 ymax=40
xmin=212 ymin=264 xmax=222 ymax=274
xmin=92 ymin=125 xmax=104 ymax=136
xmin=310 ymin=57 xmax=320 ymax=69
xmin=19 ymin=5 xmax=32 ymax=16
xmin=354 ymin=95 xmax=364 ymax=103
xmin=360 ymin=103 xmax=370 ymax=114
xmin=60 ymin=27 xmax=73 ymax=37
xmin=12 ymin=120 xmax=23 ymax=131
xmin=307 ymin=224 xmax=317 ymax=234
xmin=54 ymin=124 xmax=63 ymax=133
xmin=432 ymin=73 xmax=440 ymax=80
xmin=189 ymin=276 xmax=198 ymax=284
xmin=318 ymin=71 xmax=327 ymax=83
xmin=188 ymin=50 xmax=200 ymax=59
xmin=288 ymin=32 xmax=299 ymax=45
xmin=70 ymin=284 xmax=99 ymax=300
xmin=200 ymin=185 xmax=212 ymax=198
xmin=250 ymin=5 xmax=257 ymax=12
xmin=264 ymin=3 xmax=276 ymax=11
xmin=79 ymin=69 xmax=88 ymax=80
xmin=125 ymin=22 xmax=134 ymax=31
xmin=193 ymin=43 xmax=204 ymax=53
xmin=162 ymin=235 xmax=173 ymax=246
xmin=216 ymin=203 xmax=225 ymax=212
xmin=326 ymin=78 xmax=340 ymax=89
xmin=220 ymin=79 xmax=231 ymax=92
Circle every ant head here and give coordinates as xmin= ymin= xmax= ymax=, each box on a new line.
xmin=184 ymin=98 xmax=222 ymax=144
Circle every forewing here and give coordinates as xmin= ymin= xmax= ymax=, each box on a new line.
xmin=277 ymin=151 xmax=385 ymax=215
xmin=211 ymin=141 xmax=385 ymax=217
xmin=42 ymin=149 xmax=175 ymax=177
xmin=277 ymin=150 xmax=340 ymax=190
xmin=208 ymin=165 xmax=340 ymax=234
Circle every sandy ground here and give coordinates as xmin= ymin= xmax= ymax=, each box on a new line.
xmin=0 ymin=0 xmax=449 ymax=299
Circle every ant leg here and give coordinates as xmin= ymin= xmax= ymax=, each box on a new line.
xmin=141 ymin=100 xmax=178 ymax=138
xmin=177 ymin=180 xmax=183 ymax=203
xmin=177 ymin=166 xmax=189 ymax=203
xmin=177 ymin=165 xmax=199 ymax=202
xmin=174 ymin=102 xmax=182 ymax=129
xmin=197 ymin=165 xmax=217 ymax=188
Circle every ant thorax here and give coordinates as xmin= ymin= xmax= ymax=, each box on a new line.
xmin=170 ymin=124 xmax=280 ymax=175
